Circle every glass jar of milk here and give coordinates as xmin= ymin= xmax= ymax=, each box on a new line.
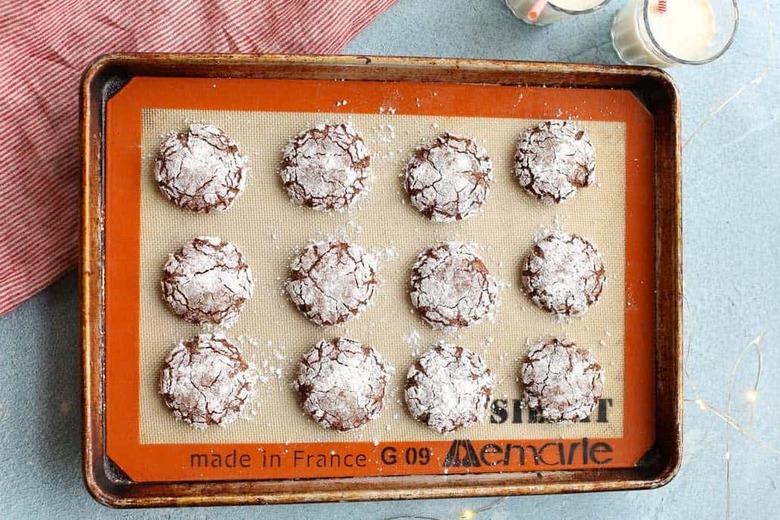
xmin=611 ymin=0 xmax=738 ymax=67
xmin=506 ymin=0 xmax=611 ymax=26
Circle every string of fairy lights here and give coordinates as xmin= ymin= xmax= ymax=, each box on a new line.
xmin=685 ymin=334 xmax=779 ymax=517
xmin=681 ymin=2 xmax=777 ymax=514
xmin=383 ymin=497 xmax=508 ymax=520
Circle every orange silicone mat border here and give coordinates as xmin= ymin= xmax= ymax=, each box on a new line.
xmin=105 ymin=77 xmax=655 ymax=483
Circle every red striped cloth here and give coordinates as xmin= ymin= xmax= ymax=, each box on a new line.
xmin=0 ymin=0 xmax=394 ymax=315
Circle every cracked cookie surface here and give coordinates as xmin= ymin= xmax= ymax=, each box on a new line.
xmin=410 ymin=242 xmax=499 ymax=331
xmin=161 ymin=236 xmax=254 ymax=328
xmin=295 ymin=337 xmax=390 ymax=432
xmin=280 ymin=122 xmax=371 ymax=211
xmin=155 ymin=123 xmax=247 ymax=212
xmin=159 ymin=333 xmax=257 ymax=429
xmin=286 ymin=239 xmax=378 ymax=327
xmin=404 ymin=133 xmax=493 ymax=222
xmin=522 ymin=338 xmax=604 ymax=423
xmin=521 ymin=229 xmax=606 ymax=318
xmin=405 ymin=343 xmax=495 ymax=434
xmin=514 ymin=120 xmax=595 ymax=204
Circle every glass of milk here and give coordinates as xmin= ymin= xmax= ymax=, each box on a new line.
xmin=506 ymin=0 xmax=611 ymax=26
xmin=611 ymin=0 xmax=738 ymax=67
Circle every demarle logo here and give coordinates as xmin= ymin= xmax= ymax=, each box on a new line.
xmin=443 ymin=440 xmax=482 ymax=467
xmin=442 ymin=438 xmax=614 ymax=468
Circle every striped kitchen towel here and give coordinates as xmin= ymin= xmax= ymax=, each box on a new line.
xmin=0 ymin=0 xmax=394 ymax=315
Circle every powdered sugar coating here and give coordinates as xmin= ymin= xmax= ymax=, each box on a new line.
xmin=410 ymin=242 xmax=499 ymax=331
xmin=155 ymin=124 xmax=247 ymax=212
xmin=286 ymin=240 xmax=378 ymax=326
xmin=160 ymin=333 xmax=257 ymax=429
xmin=295 ymin=337 xmax=390 ymax=431
xmin=514 ymin=120 xmax=595 ymax=204
xmin=404 ymin=133 xmax=493 ymax=222
xmin=281 ymin=122 xmax=371 ymax=211
xmin=522 ymin=338 xmax=604 ymax=423
xmin=161 ymin=236 xmax=254 ymax=328
xmin=521 ymin=229 xmax=606 ymax=317
xmin=405 ymin=343 xmax=495 ymax=433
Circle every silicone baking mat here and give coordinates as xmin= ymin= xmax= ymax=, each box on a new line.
xmin=104 ymin=77 xmax=656 ymax=482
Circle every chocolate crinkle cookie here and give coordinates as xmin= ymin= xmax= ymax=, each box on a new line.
xmin=522 ymin=338 xmax=604 ymax=423
xmin=286 ymin=239 xmax=378 ymax=327
xmin=521 ymin=229 xmax=605 ymax=318
xmin=160 ymin=333 xmax=257 ymax=429
xmin=405 ymin=343 xmax=495 ymax=434
xmin=404 ymin=133 xmax=493 ymax=222
xmin=280 ymin=122 xmax=371 ymax=211
xmin=295 ymin=337 xmax=390 ymax=432
xmin=514 ymin=120 xmax=595 ymax=204
xmin=161 ymin=236 xmax=254 ymax=328
xmin=155 ymin=123 xmax=247 ymax=212
xmin=410 ymin=242 xmax=499 ymax=331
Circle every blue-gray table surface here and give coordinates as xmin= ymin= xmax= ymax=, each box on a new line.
xmin=2 ymin=0 xmax=778 ymax=518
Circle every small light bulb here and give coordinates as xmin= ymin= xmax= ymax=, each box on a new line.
xmin=460 ymin=509 xmax=477 ymax=520
xmin=695 ymin=398 xmax=707 ymax=410
xmin=745 ymin=389 xmax=759 ymax=404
